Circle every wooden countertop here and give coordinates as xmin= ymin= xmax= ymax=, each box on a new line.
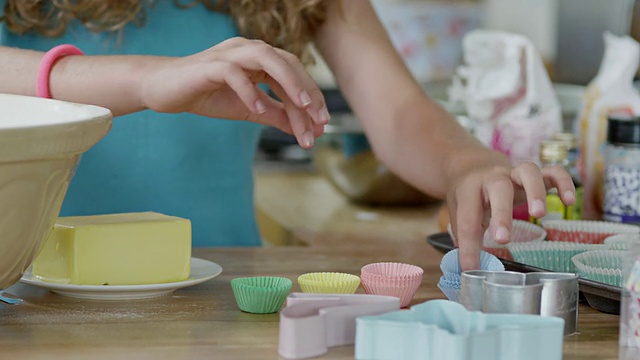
xmin=0 ymin=240 xmax=622 ymax=359
xmin=254 ymin=170 xmax=443 ymax=247
xmin=0 ymin=169 xmax=624 ymax=359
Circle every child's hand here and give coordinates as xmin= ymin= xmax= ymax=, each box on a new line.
xmin=139 ymin=37 xmax=329 ymax=148
xmin=447 ymin=161 xmax=575 ymax=271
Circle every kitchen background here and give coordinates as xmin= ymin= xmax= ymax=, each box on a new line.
xmin=255 ymin=0 xmax=639 ymax=205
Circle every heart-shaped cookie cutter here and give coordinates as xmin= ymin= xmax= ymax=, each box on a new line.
xmin=459 ymin=270 xmax=579 ymax=335
xmin=278 ymin=292 xmax=401 ymax=359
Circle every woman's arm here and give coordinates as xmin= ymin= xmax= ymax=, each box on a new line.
xmin=314 ymin=0 xmax=575 ymax=269
xmin=0 ymin=38 xmax=329 ymax=148
xmin=0 ymin=46 xmax=149 ymax=115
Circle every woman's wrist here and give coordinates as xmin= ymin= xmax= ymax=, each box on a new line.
xmin=49 ymin=54 xmax=154 ymax=116
xmin=36 ymin=45 xmax=84 ymax=98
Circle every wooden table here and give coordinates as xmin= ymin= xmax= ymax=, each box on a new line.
xmin=254 ymin=170 xmax=443 ymax=247
xmin=0 ymin=236 xmax=622 ymax=359
xmin=0 ymin=166 xmax=626 ymax=359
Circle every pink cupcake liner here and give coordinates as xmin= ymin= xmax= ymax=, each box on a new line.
xmin=360 ymin=262 xmax=423 ymax=307
xmin=360 ymin=280 xmax=421 ymax=308
xmin=361 ymin=262 xmax=424 ymax=279
xmin=448 ymin=220 xmax=546 ymax=261
xmin=542 ymin=220 xmax=640 ymax=244
xmin=360 ymin=274 xmax=421 ymax=287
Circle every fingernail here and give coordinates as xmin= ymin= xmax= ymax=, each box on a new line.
xmin=300 ymin=91 xmax=312 ymax=107
xmin=255 ymin=100 xmax=266 ymax=114
xmin=564 ymin=191 xmax=576 ymax=203
xmin=302 ymin=131 xmax=314 ymax=148
xmin=495 ymin=226 xmax=510 ymax=242
xmin=319 ymin=107 xmax=330 ymax=124
xmin=530 ymin=199 xmax=545 ymax=216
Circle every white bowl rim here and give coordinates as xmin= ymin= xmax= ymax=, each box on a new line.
xmin=0 ymin=93 xmax=112 ymax=130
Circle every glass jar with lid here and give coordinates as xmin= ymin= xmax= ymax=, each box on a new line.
xmin=604 ymin=116 xmax=640 ymax=224
xmin=531 ymin=140 xmax=583 ymax=223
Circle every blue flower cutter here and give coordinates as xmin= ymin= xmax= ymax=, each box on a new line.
xmin=355 ymin=299 xmax=564 ymax=360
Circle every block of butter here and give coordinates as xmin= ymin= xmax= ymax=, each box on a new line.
xmin=32 ymin=212 xmax=192 ymax=285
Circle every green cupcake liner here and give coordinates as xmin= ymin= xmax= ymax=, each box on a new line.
xmin=297 ymin=272 xmax=361 ymax=294
xmin=230 ymin=276 xmax=292 ymax=314
xmin=571 ymin=250 xmax=625 ymax=287
xmin=507 ymin=241 xmax=609 ymax=273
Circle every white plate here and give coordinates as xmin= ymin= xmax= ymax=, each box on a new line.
xmin=19 ymin=257 xmax=222 ymax=300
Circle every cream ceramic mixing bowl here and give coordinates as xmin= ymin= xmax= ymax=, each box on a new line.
xmin=0 ymin=94 xmax=111 ymax=290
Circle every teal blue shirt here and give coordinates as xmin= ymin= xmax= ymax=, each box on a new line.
xmin=0 ymin=1 xmax=263 ymax=247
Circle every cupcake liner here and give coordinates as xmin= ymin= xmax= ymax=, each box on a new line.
xmin=361 ymin=262 xmax=424 ymax=279
xmin=440 ymin=249 xmax=505 ymax=274
xmin=507 ymin=241 xmax=609 ymax=273
xmin=437 ymin=279 xmax=460 ymax=302
xmin=604 ymin=233 xmax=640 ymax=251
xmin=360 ymin=262 xmax=423 ymax=307
xmin=230 ymin=276 xmax=292 ymax=314
xmin=360 ymin=273 xmax=421 ymax=288
xmin=361 ymin=278 xmax=422 ymax=308
xmin=297 ymin=272 xmax=360 ymax=294
xmin=571 ymin=250 xmax=625 ymax=287
xmin=442 ymin=272 xmax=461 ymax=284
xmin=439 ymin=277 xmax=461 ymax=289
xmin=438 ymin=274 xmax=461 ymax=290
xmin=448 ymin=220 xmax=546 ymax=260
xmin=437 ymin=249 xmax=503 ymax=302
xmin=542 ymin=220 xmax=639 ymax=244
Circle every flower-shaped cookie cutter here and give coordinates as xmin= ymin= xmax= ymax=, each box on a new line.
xmin=278 ymin=292 xmax=401 ymax=360
xmin=355 ymin=299 xmax=564 ymax=360
xmin=459 ymin=270 xmax=579 ymax=335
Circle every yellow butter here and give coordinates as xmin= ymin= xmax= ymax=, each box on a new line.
xmin=32 ymin=212 xmax=192 ymax=285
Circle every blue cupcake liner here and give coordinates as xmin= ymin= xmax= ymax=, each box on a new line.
xmin=440 ymin=249 xmax=505 ymax=275
xmin=439 ymin=249 xmax=503 ymax=302
xmin=437 ymin=281 xmax=460 ymax=302
xmin=442 ymin=272 xmax=461 ymax=283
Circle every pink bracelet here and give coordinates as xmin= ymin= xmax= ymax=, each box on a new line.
xmin=36 ymin=44 xmax=84 ymax=99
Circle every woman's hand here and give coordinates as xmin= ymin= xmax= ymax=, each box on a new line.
xmin=139 ymin=37 xmax=328 ymax=148
xmin=448 ymin=161 xmax=576 ymax=271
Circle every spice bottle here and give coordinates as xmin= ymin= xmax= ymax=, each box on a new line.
xmin=552 ymin=132 xmax=579 ymax=169
xmin=531 ymin=140 xmax=567 ymax=224
xmin=551 ymin=132 xmax=583 ymax=220
xmin=603 ymin=117 xmax=640 ymax=224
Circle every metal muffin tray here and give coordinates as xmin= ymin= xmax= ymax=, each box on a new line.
xmin=426 ymin=232 xmax=621 ymax=315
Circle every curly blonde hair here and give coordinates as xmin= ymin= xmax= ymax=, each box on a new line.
xmin=1 ymin=0 xmax=327 ymax=62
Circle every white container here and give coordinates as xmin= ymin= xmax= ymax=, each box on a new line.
xmin=0 ymin=94 xmax=111 ymax=290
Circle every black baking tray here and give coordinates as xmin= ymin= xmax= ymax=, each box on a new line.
xmin=427 ymin=232 xmax=622 ymax=314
